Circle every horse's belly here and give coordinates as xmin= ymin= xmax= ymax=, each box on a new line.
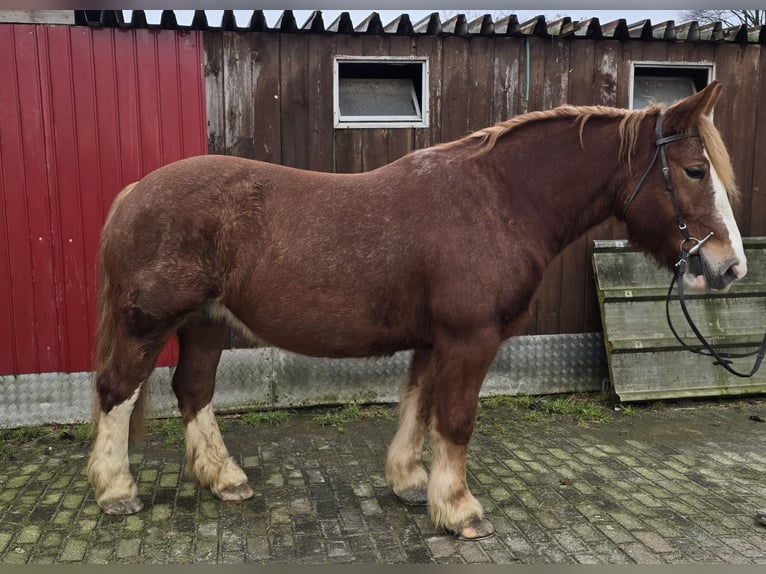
xmin=249 ymin=318 xmax=423 ymax=359
xmin=218 ymin=292 xmax=430 ymax=359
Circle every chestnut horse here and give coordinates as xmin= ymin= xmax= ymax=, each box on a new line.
xmin=88 ymin=81 xmax=746 ymax=540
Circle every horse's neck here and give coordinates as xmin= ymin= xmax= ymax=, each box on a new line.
xmin=489 ymin=123 xmax=627 ymax=256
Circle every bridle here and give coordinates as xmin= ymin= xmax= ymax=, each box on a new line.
xmin=623 ymin=112 xmax=766 ymax=378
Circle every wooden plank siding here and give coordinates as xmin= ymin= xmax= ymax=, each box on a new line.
xmin=3 ymin=18 xmax=764 ymax=377
xmin=594 ymin=238 xmax=766 ymax=401
xmin=0 ymin=26 xmax=207 ymax=375
xmin=203 ymin=30 xmax=766 ymax=349
xmin=751 ymin=47 xmax=766 ymax=236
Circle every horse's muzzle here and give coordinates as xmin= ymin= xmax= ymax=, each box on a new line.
xmin=686 ymin=253 xmax=746 ymax=293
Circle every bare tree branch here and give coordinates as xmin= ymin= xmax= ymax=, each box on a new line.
xmin=681 ymin=9 xmax=765 ymax=27
xmin=439 ymin=9 xmax=765 ymax=27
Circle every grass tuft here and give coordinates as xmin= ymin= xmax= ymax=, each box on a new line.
xmin=0 ymin=423 xmax=94 ymax=462
xmin=243 ymin=410 xmax=293 ymax=428
xmin=478 ymin=393 xmax=617 ymax=433
xmin=314 ymin=403 xmax=391 ymax=432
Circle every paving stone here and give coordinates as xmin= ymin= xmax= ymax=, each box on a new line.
xmin=2 ymin=396 xmax=766 ymax=563
xmin=59 ymin=538 xmax=88 ymax=562
xmin=16 ymin=526 xmax=41 ymax=545
xmin=620 ymin=541 xmax=665 ymax=564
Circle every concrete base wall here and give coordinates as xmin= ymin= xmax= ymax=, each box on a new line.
xmin=0 ymin=333 xmax=608 ymax=428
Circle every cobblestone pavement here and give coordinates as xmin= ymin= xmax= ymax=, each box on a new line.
xmin=2 ymin=394 xmax=766 ymax=564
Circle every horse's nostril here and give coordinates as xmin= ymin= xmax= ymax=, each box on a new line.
xmin=709 ymin=259 xmax=743 ymax=291
xmin=730 ymin=261 xmax=747 ymax=281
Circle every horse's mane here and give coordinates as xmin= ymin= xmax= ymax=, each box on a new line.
xmin=434 ymin=103 xmax=739 ymax=202
xmin=697 ymin=112 xmax=739 ymax=204
xmin=433 ymin=104 xmax=655 ymax=165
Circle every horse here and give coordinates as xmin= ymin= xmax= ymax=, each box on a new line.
xmin=88 ymin=80 xmax=746 ymax=541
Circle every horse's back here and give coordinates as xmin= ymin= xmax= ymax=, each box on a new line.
xmin=99 ymin=154 xmax=437 ymax=357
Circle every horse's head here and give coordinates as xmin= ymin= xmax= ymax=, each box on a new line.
xmin=621 ymin=81 xmax=746 ymax=293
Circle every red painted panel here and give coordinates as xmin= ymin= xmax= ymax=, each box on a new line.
xmin=113 ymin=29 xmax=143 ymax=188
xmin=0 ymin=27 xmax=206 ymax=375
xmin=46 ymin=26 xmax=82 ymax=373
xmin=47 ymin=26 xmax=100 ymax=374
xmin=71 ymin=27 xmax=105 ymax=368
xmin=135 ymin=31 xmax=163 ymax=176
xmin=0 ymin=25 xmax=29 ymax=374
xmin=91 ymin=30 xmax=120 ymax=223
xmin=36 ymin=26 xmax=70 ymax=373
xmin=3 ymin=27 xmax=42 ymax=374
xmin=21 ymin=26 xmax=61 ymax=373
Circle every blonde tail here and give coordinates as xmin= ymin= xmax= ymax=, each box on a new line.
xmin=92 ymin=182 xmax=147 ymax=442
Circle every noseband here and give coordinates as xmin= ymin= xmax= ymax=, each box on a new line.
xmin=623 ymin=112 xmax=766 ymax=378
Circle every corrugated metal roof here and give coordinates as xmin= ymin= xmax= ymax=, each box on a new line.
xmin=70 ymin=10 xmax=766 ymax=44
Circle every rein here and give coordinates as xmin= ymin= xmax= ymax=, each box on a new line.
xmin=625 ymin=112 xmax=766 ymax=378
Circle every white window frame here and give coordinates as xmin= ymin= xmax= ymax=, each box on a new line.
xmin=629 ymin=61 xmax=715 ymax=110
xmin=333 ymin=56 xmax=430 ymax=129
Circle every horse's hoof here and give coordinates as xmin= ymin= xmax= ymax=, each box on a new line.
xmin=217 ymin=482 xmax=254 ymax=501
xmin=102 ymin=496 xmax=143 ymax=515
xmin=395 ymin=488 xmax=428 ymax=506
xmin=450 ymin=516 xmax=495 ymax=541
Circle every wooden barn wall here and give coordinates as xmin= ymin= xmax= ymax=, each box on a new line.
xmin=0 ymin=26 xmax=207 ymax=376
xmin=204 ymin=31 xmax=765 ymax=341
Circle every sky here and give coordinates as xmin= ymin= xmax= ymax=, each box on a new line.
xmin=133 ymin=9 xmax=690 ymax=29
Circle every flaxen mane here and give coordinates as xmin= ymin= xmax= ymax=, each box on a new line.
xmin=436 ymin=103 xmax=739 ymax=201
xmin=435 ymin=104 xmax=660 ymax=168
xmin=697 ymin=113 xmax=739 ymax=204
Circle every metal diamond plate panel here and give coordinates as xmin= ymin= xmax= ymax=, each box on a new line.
xmin=484 ymin=333 xmax=609 ymax=396
xmin=272 ymin=350 xmax=410 ymax=408
xmin=0 ymin=334 xmax=608 ymax=428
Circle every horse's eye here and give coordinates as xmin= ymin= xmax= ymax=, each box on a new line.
xmin=684 ymin=166 xmax=707 ymax=180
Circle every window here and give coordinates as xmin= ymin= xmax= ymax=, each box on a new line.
xmin=334 ymin=56 xmax=429 ymax=128
xmin=630 ymin=63 xmax=714 ymax=110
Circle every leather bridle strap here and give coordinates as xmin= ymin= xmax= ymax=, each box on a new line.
xmin=621 ymin=112 xmax=696 ymax=231
xmin=667 ymin=251 xmax=766 ymax=378
xmin=623 ymin=111 xmax=766 ymax=377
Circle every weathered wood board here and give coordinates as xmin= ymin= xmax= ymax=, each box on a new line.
xmin=593 ymin=237 xmax=766 ymax=402
xmin=0 ymin=11 xmax=74 ymax=25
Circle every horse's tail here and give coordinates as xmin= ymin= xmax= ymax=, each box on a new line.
xmin=92 ymin=182 xmax=148 ymax=442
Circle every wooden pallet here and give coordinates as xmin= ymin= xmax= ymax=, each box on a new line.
xmin=593 ymin=237 xmax=766 ymax=402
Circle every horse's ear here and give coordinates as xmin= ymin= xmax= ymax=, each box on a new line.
xmin=662 ymin=80 xmax=722 ymax=134
xmin=699 ymin=80 xmax=722 ymax=116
